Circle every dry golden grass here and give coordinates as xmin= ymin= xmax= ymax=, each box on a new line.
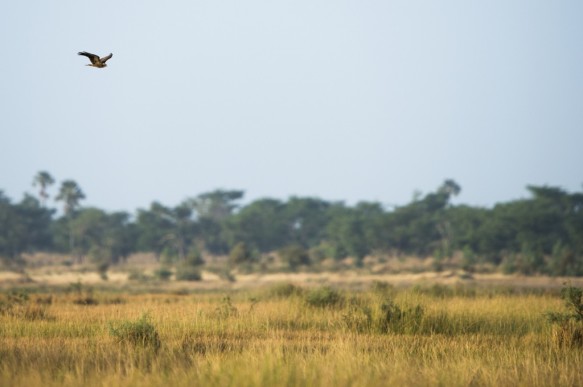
xmin=1 ymin=283 xmax=582 ymax=387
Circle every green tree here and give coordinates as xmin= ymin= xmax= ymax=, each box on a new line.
xmin=443 ymin=205 xmax=487 ymax=254
xmin=184 ymin=190 xmax=244 ymax=255
xmin=55 ymin=180 xmax=85 ymax=216
xmin=167 ymin=202 xmax=196 ymax=261
xmin=325 ymin=204 xmax=369 ymax=263
xmin=55 ymin=180 xmax=85 ymax=254
xmin=0 ymin=192 xmax=53 ymax=264
xmin=229 ymin=198 xmax=287 ymax=252
xmin=135 ymin=202 xmax=174 ymax=256
xmin=32 ymin=171 xmax=55 ymax=207
xmin=381 ymin=180 xmax=461 ymax=257
xmin=473 ymin=185 xmax=583 ymax=272
xmin=282 ymin=197 xmax=332 ymax=248
xmin=14 ymin=194 xmax=54 ymax=253
xmin=279 ymin=244 xmax=310 ymax=270
xmin=439 ymin=179 xmax=461 ymax=198
xmin=68 ymin=208 xmax=135 ymax=266
xmin=186 ymin=189 xmax=244 ymax=221
xmin=136 ymin=202 xmax=197 ymax=261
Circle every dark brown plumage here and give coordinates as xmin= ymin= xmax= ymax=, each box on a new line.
xmin=78 ymin=51 xmax=113 ymax=68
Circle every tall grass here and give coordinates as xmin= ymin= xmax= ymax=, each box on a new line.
xmin=0 ymin=284 xmax=581 ymax=386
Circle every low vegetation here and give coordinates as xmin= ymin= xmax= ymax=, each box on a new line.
xmin=546 ymin=283 xmax=583 ymax=348
xmin=1 ymin=283 xmax=582 ymax=386
xmin=108 ymin=313 xmax=161 ymax=350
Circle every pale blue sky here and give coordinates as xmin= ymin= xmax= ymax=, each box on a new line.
xmin=1 ymin=1 xmax=582 ymax=212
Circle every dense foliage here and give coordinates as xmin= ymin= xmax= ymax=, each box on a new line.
xmin=1 ymin=172 xmax=583 ymax=275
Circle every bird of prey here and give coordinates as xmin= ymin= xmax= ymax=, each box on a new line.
xmin=78 ymin=51 xmax=113 ymax=68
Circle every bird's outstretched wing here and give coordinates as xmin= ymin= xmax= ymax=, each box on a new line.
xmin=78 ymin=51 xmax=100 ymax=65
xmin=100 ymin=53 xmax=113 ymax=63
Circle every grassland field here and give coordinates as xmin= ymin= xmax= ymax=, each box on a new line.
xmin=1 ymin=258 xmax=583 ymax=387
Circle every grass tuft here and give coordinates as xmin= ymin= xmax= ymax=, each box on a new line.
xmin=108 ymin=313 xmax=161 ymax=350
xmin=305 ymin=286 xmax=343 ymax=308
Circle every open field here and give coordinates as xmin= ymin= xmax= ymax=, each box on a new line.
xmin=2 ymin=269 xmax=583 ymax=294
xmin=3 ymin=251 xmax=583 ymax=291
xmin=1 ymin=275 xmax=583 ymax=387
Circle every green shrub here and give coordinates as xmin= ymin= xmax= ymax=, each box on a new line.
xmin=185 ymin=248 xmax=205 ymax=266
xmin=342 ymin=300 xmax=373 ymax=333
xmin=72 ymin=295 xmax=99 ymax=306
xmin=342 ymin=297 xmax=425 ymax=334
xmin=279 ymin=245 xmax=310 ymax=270
xmin=95 ymin=261 xmax=109 ymax=281
xmin=34 ymin=295 xmax=53 ymax=305
xmin=547 ymin=283 xmax=583 ymax=324
xmin=546 ymin=283 xmax=583 ymax=349
xmin=109 ymin=313 xmax=161 ymax=350
xmin=175 ymin=266 xmax=202 ymax=281
xmin=229 ymin=242 xmax=254 ymax=266
xmin=305 ymin=286 xmax=343 ymax=308
xmin=560 ymin=284 xmax=583 ymax=321
xmin=309 ymin=242 xmax=336 ymax=263
xmin=378 ymin=300 xmax=424 ymax=334
xmin=154 ymin=267 xmax=173 ymax=281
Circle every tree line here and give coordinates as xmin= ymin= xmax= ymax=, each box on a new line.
xmin=1 ymin=171 xmax=583 ymax=276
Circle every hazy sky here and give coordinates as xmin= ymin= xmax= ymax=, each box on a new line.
xmin=1 ymin=1 xmax=582 ymax=212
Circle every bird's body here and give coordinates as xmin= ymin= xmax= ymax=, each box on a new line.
xmin=78 ymin=51 xmax=113 ymax=68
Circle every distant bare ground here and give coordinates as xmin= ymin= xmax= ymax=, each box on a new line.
xmin=0 ymin=252 xmax=579 ymax=290
xmin=1 ymin=269 xmax=582 ymax=291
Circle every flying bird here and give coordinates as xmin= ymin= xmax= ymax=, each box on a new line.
xmin=78 ymin=51 xmax=113 ymax=68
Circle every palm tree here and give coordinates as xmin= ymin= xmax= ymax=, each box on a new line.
xmin=55 ymin=180 xmax=85 ymax=216
xmin=32 ymin=171 xmax=55 ymax=206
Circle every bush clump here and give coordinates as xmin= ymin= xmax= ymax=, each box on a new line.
xmin=229 ymin=242 xmax=254 ymax=266
xmin=279 ymin=245 xmax=310 ymax=270
xmin=305 ymin=286 xmax=343 ymax=308
xmin=342 ymin=297 xmax=425 ymax=334
xmin=109 ymin=313 xmax=161 ymax=350
xmin=175 ymin=266 xmax=202 ymax=281
xmin=153 ymin=267 xmax=173 ymax=281
xmin=547 ymin=283 xmax=583 ymax=348
xmin=378 ymin=300 xmax=424 ymax=334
